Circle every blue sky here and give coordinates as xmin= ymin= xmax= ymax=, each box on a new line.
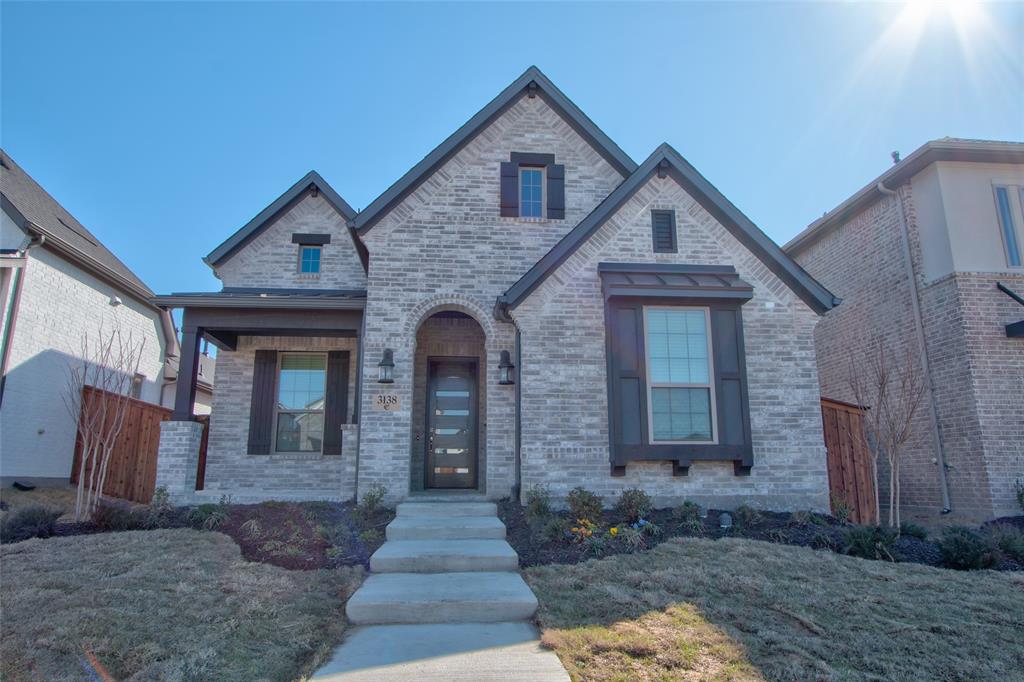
xmin=2 ymin=1 xmax=1022 ymax=296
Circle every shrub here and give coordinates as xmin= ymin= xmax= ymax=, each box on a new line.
xmin=358 ymin=484 xmax=387 ymax=518
xmin=812 ymin=531 xmax=840 ymax=552
xmin=614 ymin=488 xmax=652 ymax=524
xmin=843 ymin=525 xmax=897 ymax=561
xmin=830 ymin=493 xmax=851 ymax=524
xmin=733 ymin=504 xmax=762 ymax=529
xmin=147 ymin=487 xmax=175 ymax=527
xmin=790 ymin=510 xmax=827 ymax=528
xmin=566 ymin=487 xmax=603 ymax=523
xmin=541 ymin=516 xmax=571 ymax=543
xmin=986 ymin=524 xmax=1024 ymax=564
xmin=899 ymin=522 xmax=928 ymax=540
xmin=0 ymin=505 xmax=62 ymax=543
xmin=524 ymin=485 xmax=552 ymax=524
xmin=615 ymin=525 xmax=646 ymax=552
xmin=673 ymin=501 xmax=705 ymax=535
xmin=187 ymin=503 xmax=229 ymax=531
xmin=937 ymin=527 xmax=1000 ymax=570
xmin=92 ymin=504 xmax=148 ymax=532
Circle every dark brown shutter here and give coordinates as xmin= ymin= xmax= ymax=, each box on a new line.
xmin=651 ymin=210 xmax=677 ymax=253
xmin=547 ymin=164 xmax=565 ymax=219
xmin=608 ymin=302 xmax=647 ymax=461
xmin=500 ymin=162 xmax=518 ymax=217
xmin=711 ymin=307 xmax=752 ymax=454
xmin=248 ymin=350 xmax=277 ymax=455
xmin=322 ymin=351 xmax=350 ymax=456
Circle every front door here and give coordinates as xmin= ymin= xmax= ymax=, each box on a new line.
xmin=425 ymin=358 xmax=478 ymax=489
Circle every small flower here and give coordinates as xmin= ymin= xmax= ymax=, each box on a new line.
xmin=609 ymin=527 xmax=619 ymax=536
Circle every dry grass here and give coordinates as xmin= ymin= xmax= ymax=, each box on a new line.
xmin=0 ymin=485 xmax=79 ymax=522
xmin=0 ymin=529 xmax=362 ymax=681
xmin=526 ymin=537 xmax=1024 ymax=682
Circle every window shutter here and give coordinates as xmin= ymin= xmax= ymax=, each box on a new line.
xmin=710 ymin=307 xmax=752 ymax=462
xmin=248 ymin=350 xmax=277 ymax=455
xmin=500 ymin=162 xmax=518 ymax=217
xmin=322 ymin=351 xmax=350 ymax=456
xmin=651 ymin=210 xmax=677 ymax=253
xmin=547 ymin=164 xmax=565 ymax=219
xmin=608 ymin=302 xmax=647 ymax=463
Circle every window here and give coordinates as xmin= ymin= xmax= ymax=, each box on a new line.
xmin=519 ymin=167 xmax=544 ymax=218
xmin=644 ymin=307 xmax=715 ymax=443
xmin=275 ymin=353 xmax=326 ymax=452
xmin=651 ymin=210 xmax=677 ymax=253
xmin=994 ymin=186 xmax=1022 ymax=268
xmin=299 ymin=245 xmax=321 ymax=274
xmin=130 ymin=373 xmax=144 ymax=399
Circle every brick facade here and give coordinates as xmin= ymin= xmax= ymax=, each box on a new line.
xmin=792 ymin=182 xmax=1024 ymax=523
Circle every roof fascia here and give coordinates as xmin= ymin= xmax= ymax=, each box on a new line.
xmin=353 ymin=66 xmax=637 ymax=234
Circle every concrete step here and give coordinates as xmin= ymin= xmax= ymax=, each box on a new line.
xmin=311 ymin=622 xmax=569 ymax=680
xmin=346 ymin=572 xmax=538 ymax=625
xmin=387 ymin=515 xmax=506 ymax=541
xmin=370 ymin=539 xmax=518 ymax=573
xmin=397 ymin=501 xmax=497 ymax=518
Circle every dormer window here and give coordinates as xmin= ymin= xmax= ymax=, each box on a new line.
xmin=500 ymin=152 xmax=565 ymax=220
xmin=299 ymin=245 xmax=321 ymax=274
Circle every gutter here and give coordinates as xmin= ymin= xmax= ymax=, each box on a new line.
xmin=877 ymin=181 xmax=952 ymax=514
xmin=0 ymin=233 xmax=45 ymax=407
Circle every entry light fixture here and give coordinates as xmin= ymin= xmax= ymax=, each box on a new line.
xmin=377 ymin=348 xmax=394 ymax=384
xmin=498 ymin=350 xmax=515 ymax=385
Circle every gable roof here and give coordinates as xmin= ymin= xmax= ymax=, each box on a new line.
xmin=204 ymin=170 xmax=366 ymax=269
xmin=784 ymin=138 xmax=1024 ymax=255
xmin=498 ymin=143 xmax=839 ymax=316
xmin=1 ymin=149 xmax=154 ymax=300
xmin=353 ymin=66 xmax=638 ymax=234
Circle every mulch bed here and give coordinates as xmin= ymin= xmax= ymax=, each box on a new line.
xmin=499 ymin=500 xmax=1024 ymax=571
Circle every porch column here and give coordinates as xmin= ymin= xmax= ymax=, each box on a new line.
xmin=172 ymin=324 xmax=203 ymax=420
xmin=155 ymin=420 xmax=205 ymax=502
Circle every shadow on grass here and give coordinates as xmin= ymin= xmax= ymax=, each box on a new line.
xmin=525 ymin=537 xmax=1024 ymax=681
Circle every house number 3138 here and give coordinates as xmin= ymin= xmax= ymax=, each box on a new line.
xmin=373 ymin=394 xmax=400 ymax=411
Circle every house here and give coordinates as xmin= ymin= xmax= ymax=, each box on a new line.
xmin=786 ymin=139 xmax=1024 ymax=523
xmin=154 ymin=67 xmax=839 ymax=508
xmin=161 ymin=349 xmax=215 ymax=416
xmin=0 ymin=150 xmax=181 ymax=485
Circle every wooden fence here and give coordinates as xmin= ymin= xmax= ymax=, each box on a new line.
xmin=820 ymin=397 xmax=877 ymax=525
xmin=71 ymin=386 xmax=209 ymax=504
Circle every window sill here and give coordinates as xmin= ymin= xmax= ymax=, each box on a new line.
xmin=296 ymin=273 xmax=321 ymax=281
xmin=505 ymin=216 xmax=561 ymax=223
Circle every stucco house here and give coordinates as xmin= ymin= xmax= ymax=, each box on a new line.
xmin=786 ymin=139 xmax=1024 ymax=523
xmin=0 ymin=150 xmax=182 ymax=485
xmin=155 ymin=67 xmax=839 ymax=508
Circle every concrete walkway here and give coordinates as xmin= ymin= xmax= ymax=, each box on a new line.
xmin=312 ymin=499 xmax=568 ymax=681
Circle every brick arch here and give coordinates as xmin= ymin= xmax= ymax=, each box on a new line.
xmin=404 ymin=294 xmax=497 ymax=341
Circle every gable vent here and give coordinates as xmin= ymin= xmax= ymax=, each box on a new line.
xmin=651 ymin=210 xmax=677 ymax=253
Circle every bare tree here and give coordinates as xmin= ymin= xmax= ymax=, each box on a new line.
xmin=64 ymin=324 xmax=146 ymax=522
xmin=848 ymin=336 xmax=927 ymax=530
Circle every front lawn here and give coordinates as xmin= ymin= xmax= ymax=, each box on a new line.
xmin=526 ymin=537 xmax=1024 ymax=681
xmin=0 ymin=529 xmax=362 ymax=681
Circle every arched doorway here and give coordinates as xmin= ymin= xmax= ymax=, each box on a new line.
xmin=410 ymin=310 xmax=487 ymax=492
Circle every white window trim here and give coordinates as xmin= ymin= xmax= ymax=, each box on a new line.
xmin=297 ymin=244 xmax=322 ymax=276
xmin=273 ymin=351 xmax=327 ymax=454
xmin=519 ymin=166 xmax=546 ymax=219
xmin=993 ymin=185 xmax=1024 ymax=269
xmin=642 ymin=305 xmax=718 ymax=445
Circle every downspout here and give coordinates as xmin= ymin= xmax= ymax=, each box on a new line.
xmin=877 ymin=181 xmax=952 ymax=514
xmin=514 ymin=327 xmax=522 ymax=503
xmin=352 ymin=308 xmax=366 ymax=501
xmin=0 ymin=233 xmax=45 ymax=408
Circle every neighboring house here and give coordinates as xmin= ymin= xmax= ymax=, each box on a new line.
xmin=161 ymin=349 xmax=215 ymax=416
xmin=786 ymin=139 xmax=1024 ymax=523
xmin=0 ymin=150 xmax=179 ymax=484
xmin=155 ymin=67 xmax=839 ymax=508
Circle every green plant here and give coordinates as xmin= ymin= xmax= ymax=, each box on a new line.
xmin=524 ymin=485 xmax=552 ymax=524
xmin=614 ymin=488 xmax=652 ymax=524
xmin=767 ymin=528 xmax=789 ymax=543
xmin=789 ymin=510 xmax=826 ymax=528
xmin=91 ymin=504 xmax=147 ymax=532
xmin=811 ymin=531 xmax=839 ymax=552
xmin=566 ymin=487 xmax=603 ymax=523
xmin=541 ymin=516 xmax=571 ymax=544
xmin=985 ymin=524 xmax=1024 ymax=564
xmin=357 ymin=484 xmax=387 ymax=518
xmin=830 ymin=493 xmax=851 ymax=524
xmin=843 ymin=525 xmax=897 ymax=561
xmin=615 ymin=525 xmax=646 ymax=552
xmin=187 ymin=503 xmax=228 ymax=531
xmin=240 ymin=518 xmax=262 ymax=539
xmin=582 ymin=533 xmax=607 ymax=556
xmin=733 ymin=504 xmax=762 ymax=529
xmin=899 ymin=522 xmax=928 ymax=540
xmin=0 ymin=505 xmax=62 ymax=543
xmin=673 ymin=501 xmax=705 ymax=535
xmin=569 ymin=518 xmax=598 ymax=543
xmin=146 ymin=487 xmax=175 ymax=527
xmin=938 ymin=527 xmax=1000 ymax=570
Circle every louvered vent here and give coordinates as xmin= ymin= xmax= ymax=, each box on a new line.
xmin=652 ymin=210 xmax=677 ymax=253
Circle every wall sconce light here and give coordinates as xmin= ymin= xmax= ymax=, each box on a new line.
xmin=377 ymin=348 xmax=394 ymax=384
xmin=498 ymin=350 xmax=515 ymax=385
